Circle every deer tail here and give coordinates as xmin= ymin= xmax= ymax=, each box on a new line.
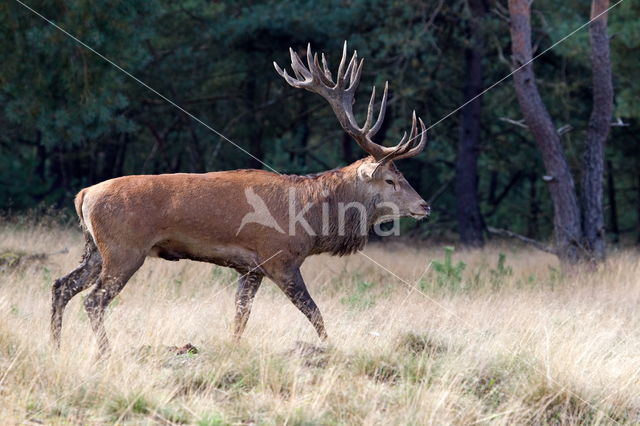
xmin=74 ymin=188 xmax=97 ymax=250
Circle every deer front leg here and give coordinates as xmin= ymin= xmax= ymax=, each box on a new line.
xmin=232 ymin=272 xmax=263 ymax=340
xmin=274 ymin=268 xmax=328 ymax=341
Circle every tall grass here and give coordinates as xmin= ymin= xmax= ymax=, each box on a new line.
xmin=0 ymin=221 xmax=638 ymax=424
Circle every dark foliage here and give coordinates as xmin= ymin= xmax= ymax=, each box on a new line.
xmin=1 ymin=0 xmax=638 ymax=247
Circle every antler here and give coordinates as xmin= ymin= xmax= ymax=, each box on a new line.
xmin=274 ymin=42 xmax=427 ymax=163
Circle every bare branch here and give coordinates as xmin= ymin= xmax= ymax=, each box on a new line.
xmin=490 ymin=33 xmax=512 ymax=68
xmin=487 ymin=226 xmax=556 ymax=254
xmin=500 ymin=117 xmax=573 ymax=135
xmin=611 ymin=117 xmax=628 ymax=127
xmin=491 ymin=3 xmax=510 ymax=23
xmin=499 ymin=117 xmax=528 ymax=129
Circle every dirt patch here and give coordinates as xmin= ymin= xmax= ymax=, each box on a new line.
xmin=286 ymin=341 xmax=330 ymax=368
xmin=167 ymin=343 xmax=198 ymax=356
xmin=395 ymin=333 xmax=449 ymax=356
xmin=366 ymin=361 xmax=401 ymax=384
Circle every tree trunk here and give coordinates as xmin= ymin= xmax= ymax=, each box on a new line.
xmin=606 ymin=160 xmax=619 ymax=243
xmin=527 ymin=173 xmax=539 ymax=238
xmin=508 ymin=0 xmax=582 ymax=264
xmin=455 ymin=0 xmax=487 ymax=248
xmin=581 ymin=0 xmax=613 ymax=261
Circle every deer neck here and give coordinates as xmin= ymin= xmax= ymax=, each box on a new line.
xmin=303 ymin=161 xmax=377 ymax=256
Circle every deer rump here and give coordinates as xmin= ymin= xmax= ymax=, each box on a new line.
xmin=79 ymin=171 xmax=279 ymax=271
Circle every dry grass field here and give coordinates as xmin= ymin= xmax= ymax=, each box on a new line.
xmin=1 ymin=219 xmax=639 ymax=424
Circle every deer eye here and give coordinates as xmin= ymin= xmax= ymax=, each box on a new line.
xmin=385 ymin=179 xmax=394 ymax=186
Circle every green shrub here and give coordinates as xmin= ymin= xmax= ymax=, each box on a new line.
xmin=489 ymin=252 xmax=513 ymax=289
xmin=431 ymin=246 xmax=466 ymax=291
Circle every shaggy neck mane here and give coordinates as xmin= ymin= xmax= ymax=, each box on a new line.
xmin=290 ymin=159 xmax=378 ymax=256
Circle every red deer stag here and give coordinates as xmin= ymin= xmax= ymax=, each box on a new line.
xmin=52 ymin=43 xmax=430 ymax=354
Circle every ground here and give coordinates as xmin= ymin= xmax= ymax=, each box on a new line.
xmin=0 ymin=219 xmax=639 ymax=424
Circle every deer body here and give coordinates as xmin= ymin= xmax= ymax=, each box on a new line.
xmin=78 ymin=158 xmax=406 ymax=267
xmin=52 ymin=44 xmax=430 ymax=354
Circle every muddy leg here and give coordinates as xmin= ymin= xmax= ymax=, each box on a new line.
xmin=274 ymin=268 xmax=328 ymax=341
xmin=232 ymin=272 xmax=263 ymax=340
xmin=83 ymin=254 xmax=144 ymax=356
xmin=51 ymin=238 xmax=102 ymax=348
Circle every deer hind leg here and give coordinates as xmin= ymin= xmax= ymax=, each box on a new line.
xmin=232 ymin=272 xmax=263 ymax=340
xmin=274 ymin=268 xmax=328 ymax=341
xmin=83 ymin=252 xmax=145 ymax=356
xmin=51 ymin=235 xmax=102 ymax=348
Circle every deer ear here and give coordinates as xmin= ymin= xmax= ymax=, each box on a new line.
xmin=357 ymin=162 xmax=382 ymax=181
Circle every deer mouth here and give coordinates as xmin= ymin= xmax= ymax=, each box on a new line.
xmin=409 ymin=209 xmax=430 ymax=220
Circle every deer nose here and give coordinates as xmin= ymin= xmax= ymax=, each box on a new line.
xmin=420 ymin=202 xmax=431 ymax=216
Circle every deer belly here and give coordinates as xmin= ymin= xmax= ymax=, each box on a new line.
xmin=149 ymin=240 xmax=258 ymax=270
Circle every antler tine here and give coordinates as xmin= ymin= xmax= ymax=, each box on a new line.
xmin=306 ymin=43 xmax=314 ymax=72
xmin=417 ymin=118 xmax=427 ymax=149
xmin=400 ymin=112 xmax=419 ymax=153
xmin=395 ymin=131 xmax=409 ymax=150
xmin=335 ymin=41 xmax=348 ymax=88
xmin=321 ymin=53 xmax=332 ymax=82
xmin=368 ymin=81 xmax=388 ymax=136
xmin=346 ymin=57 xmax=364 ymax=94
xmin=403 ymin=111 xmax=419 ymax=153
xmin=409 ymin=117 xmax=428 ymax=153
xmin=310 ymin=51 xmax=334 ymax=87
xmin=273 ymin=61 xmax=286 ymax=78
xmin=349 ymin=55 xmax=360 ymax=87
xmin=340 ymin=51 xmax=358 ymax=89
xmin=306 ymin=44 xmax=326 ymax=83
xmin=274 ymin=62 xmax=302 ymax=88
xmin=363 ymin=85 xmax=376 ymax=132
xmin=409 ymin=110 xmax=418 ymax=142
